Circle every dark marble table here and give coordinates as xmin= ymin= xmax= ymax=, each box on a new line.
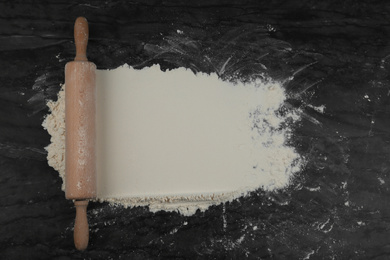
xmin=1 ymin=1 xmax=390 ymax=259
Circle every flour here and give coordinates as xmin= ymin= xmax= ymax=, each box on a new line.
xmin=43 ymin=65 xmax=303 ymax=216
xmin=42 ymin=87 xmax=66 ymax=189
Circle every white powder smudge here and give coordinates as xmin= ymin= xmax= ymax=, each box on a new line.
xmin=42 ymin=65 xmax=303 ymax=216
xmin=307 ymin=104 xmax=326 ymax=114
xmin=303 ymin=249 xmax=315 ymax=260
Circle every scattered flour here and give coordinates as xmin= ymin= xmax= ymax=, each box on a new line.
xmin=42 ymin=87 xmax=66 ymax=189
xmin=42 ymin=65 xmax=303 ymax=216
xmin=307 ymin=104 xmax=326 ymax=114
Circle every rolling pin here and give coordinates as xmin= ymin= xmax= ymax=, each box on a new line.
xmin=65 ymin=17 xmax=96 ymax=251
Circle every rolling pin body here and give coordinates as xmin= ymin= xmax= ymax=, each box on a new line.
xmin=65 ymin=61 xmax=96 ymax=200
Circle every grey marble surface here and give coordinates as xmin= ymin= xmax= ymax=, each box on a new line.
xmin=1 ymin=1 xmax=390 ymax=259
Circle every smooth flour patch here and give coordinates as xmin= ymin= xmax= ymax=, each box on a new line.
xmin=43 ymin=65 xmax=303 ymax=216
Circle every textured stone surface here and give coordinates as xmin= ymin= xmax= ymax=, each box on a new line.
xmin=1 ymin=1 xmax=390 ymax=259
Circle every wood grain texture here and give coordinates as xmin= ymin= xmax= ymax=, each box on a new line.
xmin=65 ymin=61 xmax=96 ymax=200
xmin=1 ymin=0 xmax=390 ymax=259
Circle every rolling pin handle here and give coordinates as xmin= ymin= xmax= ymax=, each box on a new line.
xmin=74 ymin=17 xmax=89 ymax=61
xmin=74 ymin=200 xmax=89 ymax=251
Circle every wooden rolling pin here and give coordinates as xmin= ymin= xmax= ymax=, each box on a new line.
xmin=65 ymin=17 xmax=96 ymax=251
